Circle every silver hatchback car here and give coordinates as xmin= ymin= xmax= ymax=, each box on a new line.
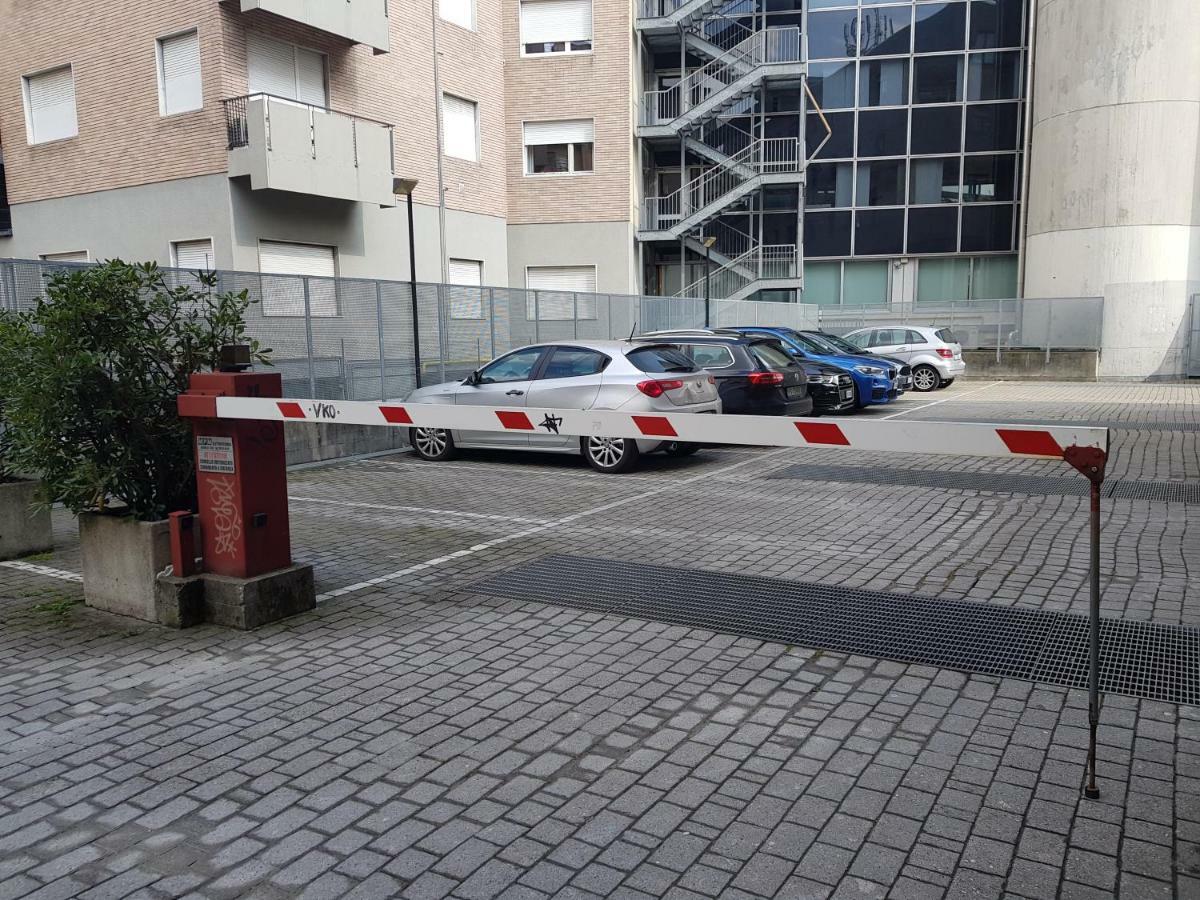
xmin=843 ymin=325 xmax=966 ymax=392
xmin=403 ymin=340 xmax=721 ymax=473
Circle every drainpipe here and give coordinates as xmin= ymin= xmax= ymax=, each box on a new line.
xmin=1016 ymin=0 xmax=1039 ymax=299
xmin=431 ymin=0 xmax=449 ymax=284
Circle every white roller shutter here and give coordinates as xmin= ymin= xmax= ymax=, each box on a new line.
xmin=523 ymin=119 xmax=593 ymax=146
xmin=448 ymin=258 xmax=483 ymax=286
xmin=447 ymin=258 xmax=484 ymax=318
xmin=520 ymin=0 xmax=592 ymax=44
xmin=259 ymin=241 xmax=337 ymax=316
xmin=440 ymin=0 xmax=474 ymax=29
xmin=295 ymin=48 xmax=327 ymax=107
xmin=442 ymin=95 xmax=478 ymax=161
xmin=526 ymin=265 xmax=597 ymax=320
xmin=247 ymin=35 xmax=326 ymax=106
xmin=40 ymin=250 xmax=89 ymax=262
xmin=159 ymin=31 xmax=202 ymax=115
xmin=24 ymin=66 xmax=78 ymax=144
xmin=173 ymin=239 xmax=214 ymax=271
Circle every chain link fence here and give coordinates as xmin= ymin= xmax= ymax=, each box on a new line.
xmin=817 ymin=297 xmax=1105 ymax=360
xmin=0 ymin=258 xmax=820 ymax=401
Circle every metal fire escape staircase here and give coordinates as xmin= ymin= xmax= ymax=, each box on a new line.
xmin=636 ymin=14 xmax=807 ymax=302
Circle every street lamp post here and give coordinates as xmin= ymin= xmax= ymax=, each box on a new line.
xmin=702 ymin=235 xmax=717 ymax=328
xmin=393 ymin=177 xmax=422 ymax=388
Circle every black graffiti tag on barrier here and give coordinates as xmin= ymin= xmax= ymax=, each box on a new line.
xmin=309 ymin=402 xmax=339 ymax=421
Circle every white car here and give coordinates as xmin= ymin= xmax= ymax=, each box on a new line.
xmin=403 ymin=340 xmax=721 ymax=473
xmin=843 ymin=325 xmax=966 ymax=391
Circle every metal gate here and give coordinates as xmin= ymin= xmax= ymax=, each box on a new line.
xmin=1190 ymin=294 xmax=1200 ymax=378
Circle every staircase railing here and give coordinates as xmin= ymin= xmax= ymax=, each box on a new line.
xmin=691 ymin=13 xmax=754 ymax=54
xmin=641 ymin=26 xmax=801 ymax=127
xmin=642 ymin=137 xmax=800 ymax=232
xmin=677 ymin=243 xmax=798 ymax=300
xmin=691 ymin=119 xmax=755 ymax=161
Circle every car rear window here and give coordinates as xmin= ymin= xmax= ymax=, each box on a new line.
xmin=935 ymin=328 xmax=959 ymax=343
xmin=679 ymin=344 xmax=735 ymax=369
xmin=749 ymin=340 xmax=795 ymax=369
xmin=626 ymin=345 xmax=697 ymax=373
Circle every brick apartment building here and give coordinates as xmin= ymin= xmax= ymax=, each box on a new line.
xmin=0 ymin=0 xmax=1198 ymax=377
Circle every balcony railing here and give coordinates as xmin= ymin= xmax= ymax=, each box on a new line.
xmin=222 ymin=94 xmax=397 ymax=207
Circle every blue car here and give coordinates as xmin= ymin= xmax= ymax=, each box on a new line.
xmin=726 ymin=326 xmax=904 ymax=408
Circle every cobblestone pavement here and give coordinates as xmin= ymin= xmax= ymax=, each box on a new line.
xmin=1 ymin=381 xmax=1198 ymax=899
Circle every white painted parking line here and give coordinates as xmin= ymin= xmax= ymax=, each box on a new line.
xmin=0 ymin=560 xmax=83 ymax=582
xmin=316 ymin=446 xmax=794 ymax=603
xmin=880 ymin=381 xmax=999 ymax=420
xmin=289 ymin=495 xmax=552 ymax=525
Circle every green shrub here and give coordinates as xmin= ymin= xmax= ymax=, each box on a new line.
xmin=0 ymin=261 xmax=269 ymax=520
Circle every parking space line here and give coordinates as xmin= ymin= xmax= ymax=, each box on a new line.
xmin=0 ymin=560 xmax=83 ymax=582
xmin=315 ymin=446 xmax=793 ymax=603
xmin=289 ymin=495 xmax=552 ymax=525
xmin=880 ymin=381 xmax=1000 ymax=420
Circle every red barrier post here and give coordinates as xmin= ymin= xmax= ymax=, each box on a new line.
xmin=178 ymin=371 xmax=293 ymax=578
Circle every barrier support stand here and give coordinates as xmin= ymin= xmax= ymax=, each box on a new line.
xmin=1064 ymin=444 xmax=1108 ymax=800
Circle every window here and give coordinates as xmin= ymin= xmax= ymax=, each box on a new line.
xmin=541 ymin=347 xmax=609 ymax=379
xmin=914 ymin=2 xmax=966 ymax=53
xmin=965 ymin=102 xmax=1020 ymax=151
xmin=808 ymin=10 xmax=859 ymax=59
xmin=802 ymin=262 xmax=841 ymax=305
xmin=910 ymin=157 xmax=960 ymax=204
xmin=911 ymin=106 xmax=962 ymax=154
xmin=963 ymin=154 xmax=1016 ymax=202
xmin=856 ymin=160 xmax=905 ymax=206
xmin=907 ymin=329 xmax=928 ymax=345
xmin=961 ymin=205 xmax=1015 ymax=252
xmin=247 ymin=34 xmax=326 ymax=107
xmin=23 ymin=66 xmax=78 ymax=144
xmin=442 ymin=94 xmax=478 ymax=161
xmin=172 ymin=239 xmax=214 ymax=270
xmin=970 ymin=255 xmax=1018 ymax=298
xmin=854 ymin=208 xmax=904 ymax=255
xmin=806 ymin=163 xmax=853 ymax=208
xmin=157 ymin=30 xmax=202 ymax=116
xmin=804 ymin=210 xmax=852 ymax=257
xmin=917 ymin=257 xmax=972 ymax=302
xmin=680 ymin=344 xmax=735 ymax=369
xmin=749 ymin=341 xmax=795 ymax=369
xmin=40 ymin=250 xmax=89 ymax=262
xmin=440 ymin=0 xmax=474 ymax=30
xmin=479 ymin=348 xmax=544 ymax=383
xmin=258 ymin=240 xmax=337 ymax=316
xmin=967 ymin=51 xmax=1021 ymax=101
xmin=857 ymin=109 xmax=907 ymax=157
xmin=447 ymin=258 xmax=484 ymax=318
xmin=860 ymin=6 xmax=912 ymax=56
xmin=523 ymin=120 xmax=594 ymax=175
xmin=859 ymin=59 xmax=908 ymax=107
xmin=970 ymin=0 xmax=1023 ymax=49
xmin=520 ymin=0 xmax=592 ymax=55
xmin=842 ymin=261 xmax=889 ymax=305
xmin=526 ymin=265 xmax=596 ymax=319
xmin=807 ymin=111 xmax=854 ymax=160
xmin=913 ymin=55 xmax=963 ymax=103
xmin=907 ymin=206 xmax=959 ymax=253
xmin=626 ymin=346 xmax=696 ymax=374
xmin=807 ymin=61 xmax=856 ymax=110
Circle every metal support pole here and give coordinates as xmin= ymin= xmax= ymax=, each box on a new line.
xmin=705 ymin=245 xmax=712 ymax=327
xmin=1085 ymin=477 xmax=1102 ymax=800
xmin=1064 ymin=443 xmax=1107 ymax=801
xmin=302 ymin=277 xmax=317 ymax=398
xmin=376 ymin=281 xmax=387 ymax=401
xmin=407 ymin=191 xmax=422 ymax=389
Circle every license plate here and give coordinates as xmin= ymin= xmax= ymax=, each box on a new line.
xmin=785 ymin=385 xmax=804 ymax=399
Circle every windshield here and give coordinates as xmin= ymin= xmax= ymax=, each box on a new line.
xmin=935 ymin=328 xmax=959 ymax=344
xmin=776 ymin=329 xmax=828 ymax=354
xmin=815 ymin=332 xmax=866 ymax=355
xmin=749 ymin=340 xmax=798 ymax=369
xmin=626 ymin=345 xmax=697 ymax=374
xmin=792 ymin=331 xmax=844 ymax=355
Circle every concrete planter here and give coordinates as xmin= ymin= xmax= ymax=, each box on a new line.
xmin=0 ymin=479 xmax=53 ymax=560
xmin=79 ymin=512 xmax=171 ymax=622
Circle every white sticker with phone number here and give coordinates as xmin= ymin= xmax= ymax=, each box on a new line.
xmin=197 ymin=436 xmax=235 ymax=474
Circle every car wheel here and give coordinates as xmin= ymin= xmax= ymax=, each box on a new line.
xmin=411 ymin=427 xmax=457 ymax=461
xmin=582 ymin=436 xmax=640 ymax=473
xmin=663 ymin=441 xmax=700 ymax=458
xmin=938 ymin=378 xmax=955 ymax=389
xmin=911 ymin=365 xmax=942 ymax=392
xmin=852 ymin=383 xmax=865 ymax=409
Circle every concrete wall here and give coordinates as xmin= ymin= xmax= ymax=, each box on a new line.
xmin=1023 ymin=0 xmax=1200 ymax=379
xmin=962 ymin=349 xmax=1099 ymax=381
xmin=507 ymin=221 xmax=636 ymax=293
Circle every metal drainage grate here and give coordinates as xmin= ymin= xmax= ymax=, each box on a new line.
xmin=473 ymin=555 xmax=1200 ymax=705
xmin=768 ymin=463 xmax=1200 ymax=505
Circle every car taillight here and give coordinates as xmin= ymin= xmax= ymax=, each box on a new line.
xmin=637 ymin=379 xmax=684 ymax=397
xmin=936 ymin=348 xmax=954 ymax=359
xmin=708 ymin=376 xmax=716 ymax=385
xmin=747 ymin=371 xmax=785 ymax=387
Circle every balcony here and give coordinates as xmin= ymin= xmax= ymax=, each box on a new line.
xmin=223 ymin=94 xmax=396 ymax=207
xmin=237 ymin=0 xmax=390 ymax=52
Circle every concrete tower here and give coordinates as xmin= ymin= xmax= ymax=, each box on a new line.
xmin=1023 ymin=0 xmax=1200 ymax=378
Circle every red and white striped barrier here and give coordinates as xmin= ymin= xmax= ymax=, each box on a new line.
xmin=180 ymin=395 xmax=1110 ymax=462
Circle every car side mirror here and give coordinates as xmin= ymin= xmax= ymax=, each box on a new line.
xmin=465 ymin=370 xmax=480 ymax=386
